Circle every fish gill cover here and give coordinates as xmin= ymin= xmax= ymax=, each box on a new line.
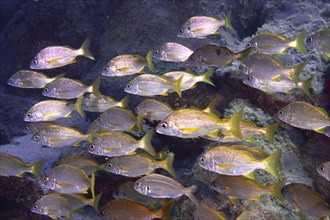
xmin=0 ymin=0 xmax=330 ymax=219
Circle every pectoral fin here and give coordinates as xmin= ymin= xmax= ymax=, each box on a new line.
xmin=216 ymin=164 xmax=236 ymax=170
xmin=181 ymin=127 xmax=201 ymax=134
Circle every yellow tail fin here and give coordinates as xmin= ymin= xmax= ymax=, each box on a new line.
xmin=140 ymin=129 xmax=156 ymax=156
xmin=290 ymin=29 xmax=307 ymax=54
xmin=91 ymin=77 xmax=102 ymax=99
xmin=80 ymin=38 xmax=95 ymax=60
xmin=75 ymin=95 xmax=85 ymax=118
xmin=264 ymin=151 xmax=282 ymax=179
xmin=31 ymin=159 xmax=44 ymax=179
xmin=163 ymin=152 xmax=176 ymax=177
xmin=263 ymin=123 xmax=279 ymax=143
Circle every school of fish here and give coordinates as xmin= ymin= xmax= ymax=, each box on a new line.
xmin=2 ymin=8 xmax=330 ymax=220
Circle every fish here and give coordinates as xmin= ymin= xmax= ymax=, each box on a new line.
xmin=30 ymin=38 xmax=94 ymax=69
xmin=277 ymin=101 xmax=330 ymax=137
xmin=104 ymin=152 xmax=175 ymax=177
xmin=135 ymin=99 xmax=174 ymax=122
xmin=89 ymin=129 xmax=156 ymax=157
xmin=209 ymin=175 xmax=285 ymax=203
xmin=60 ymin=193 xmax=102 ymax=212
xmin=101 ymin=51 xmax=155 ymax=76
xmin=317 ymin=161 xmax=330 ymax=181
xmin=23 ymin=96 xmax=85 ymax=122
xmin=31 ymin=124 xmax=93 ymax=147
xmin=112 ymin=181 xmax=161 ymax=209
xmin=56 ymin=155 xmax=101 ymax=175
xmin=243 ymin=75 xmax=312 ymax=97
xmin=0 ymin=152 xmax=43 ymax=178
xmin=187 ymin=45 xmax=252 ymax=68
xmin=152 ymin=42 xmax=194 ymax=62
xmin=23 ymin=122 xmax=54 ymax=134
xmin=42 ymin=77 xmax=101 ymax=100
xmin=281 ymin=183 xmax=330 ymax=219
xmin=306 ymin=28 xmax=330 ymax=59
xmin=163 ymin=69 xmax=214 ymax=92
xmin=83 ymin=93 xmax=129 ymax=112
xmin=212 ymin=121 xmax=278 ymax=143
xmin=239 ymin=53 xmax=307 ymax=83
xmin=177 ymin=11 xmax=234 ymax=38
xmin=7 ymin=70 xmax=64 ymax=88
xmin=96 ymin=107 xmax=137 ymax=132
xmin=134 ymin=173 xmax=200 ymax=205
xmin=31 ymin=193 xmax=72 ymax=219
xmin=124 ymin=73 xmax=183 ymax=97
xmin=194 ymin=203 xmax=227 ymax=220
xmin=245 ymin=29 xmax=307 ymax=54
xmin=98 ymin=199 xmax=173 ymax=220
xmin=156 ymin=108 xmax=243 ymax=139
xmin=198 ymin=145 xmax=282 ymax=179
xmin=41 ymin=164 xmax=95 ymax=195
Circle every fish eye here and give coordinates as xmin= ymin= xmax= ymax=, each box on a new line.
xmin=90 ymin=144 xmax=95 ymax=150
xmin=103 ymin=67 xmax=109 ymax=71
xmin=44 ymin=88 xmax=49 ymax=92
xmin=24 ymin=126 xmax=30 ymax=131
xmin=160 ymin=122 xmax=167 ymax=129
xmin=200 ymin=156 xmax=205 ymax=163
xmin=8 ymin=78 xmax=13 ymax=82
xmin=86 ymin=128 xmax=91 ymax=133
xmin=135 ymin=107 xmax=140 ymax=112
xmin=247 ymin=76 xmax=253 ymax=81
xmin=42 ymin=176 xmax=49 ymax=182
xmin=99 ymin=211 xmax=105 ymax=217
xmin=278 ymin=110 xmax=284 ymax=116
xmin=154 ymin=50 xmax=159 ymax=54
xmin=126 ymin=83 xmax=132 ymax=89
xmin=320 ymin=165 xmax=325 ymax=172
xmin=107 ymin=162 xmax=112 ymax=168
xmin=32 ymin=59 xmax=38 ymax=64
xmin=33 ymin=204 xmax=38 ymax=209
xmin=146 ymin=186 xmax=150 ymax=191
xmin=32 ymin=134 xmax=40 ymax=141
xmin=26 ymin=112 xmax=32 ymax=118
xmin=114 ymin=190 xmax=120 ymax=197
xmin=97 ymin=118 xmax=102 ymax=122
xmin=212 ymin=181 xmax=217 ymax=187
xmin=246 ymin=42 xmax=252 ymax=48
xmin=135 ymin=181 xmax=141 ymax=187
xmin=179 ymin=28 xmax=184 ymax=33
xmin=307 ymin=37 xmax=313 ymax=42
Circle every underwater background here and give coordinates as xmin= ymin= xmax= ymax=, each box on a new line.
xmin=0 ymin=0 xmax=329 ymax=219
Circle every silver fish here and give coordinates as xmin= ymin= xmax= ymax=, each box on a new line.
xmin=177 ymin=12 xmax=234 ymax=38
xmin=30 ymin=38 xmax=94 ymax=69
xmin=41 ymin=165 xmax=94 ymax=194
xmin=306 ymin=28 xmax=330 ymax=59
xmin=31 ymin=193 xmax=72 ymax=218
xmin=57 ymin=155 xmax=101 ymax=175
xmin=134 ymin=173 xmax=199 ymax=205
xmin=96 ymin=107 xmax=137 ymax=131
xmin=31 ymin=124 xmax=92 ymax=147
xmin=23 ymin=122 xmax=54 ymax=134
xmin=83 ymin=94 xmax=129 ymax=112
xmin=7 ymin=70 xmax=64 ymax=88
xmin=198 ymin=145 xmax=282 ymax=179
xmin=124 ymin=73 xmax=183 ymax=97
xmin=0 ymin=152 xmax=43 ymax=178
xmin=42 ymin=77 xmax=101 ymax=100
xmin=152 ymin=42 xmax=193 ymax=62
xmin=135 ymin=99 xmax=174 ymax=122
xmin=89 ymin=130 xmax=155 ymax=157
xmin=104 ymin=152 xmax=175 ymax=177
xmin=24 ymin=97 xmax=84 ymax=122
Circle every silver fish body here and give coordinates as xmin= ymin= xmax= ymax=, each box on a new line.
xmin=317 ymin=161 xmax=330 ymax=181
xmin=7 ymin=70 xmax=58 ymax=88
xmin=135 ymin=99 xmax=173 ymax=122
xmin=101 ymin=54 xmax=146 ymax=76
xmin=152 ymin=42 xmax=193 ymax=62
xmin=31 ymin=193 xmax=72 ymax=217
xmin=96 ymin=107 xmax=136 ymax=131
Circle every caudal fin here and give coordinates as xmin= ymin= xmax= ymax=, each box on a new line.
xmin=290 ymin=61 xmax=307 ymax=84
xmin=80 ymin=38 xmax=95 ymax=60
xmin=298 ymin=76 xmax=313 ymax=98
xmin=173 ymin=75 xmax=183 ymax=98
xmin=162 ymin=152 xmax=176 ymax=177
xmin=224 ymin=9 xmax=235 ymax=33
xmin=228 ymin=109 xmax=243 ymax=140
xmin=75 ymin=95 xmax=85 ymax=118
xmin=91 ymin=193 xmax=102 ymax=212
xmin=139 ymin=129 xmax=156 ymax=156
xmin=31 ymin=159 xmax=44 ymax=179
xmin=290 ymin=29 xmax=307 ymax=54
xmin=269 ymin=179 xmax=286 ymax=202
xmin=264 ymin=151 xmax=282 ymax=179
xmin=159 ymin=200 xmax=174 ymax=220
xmin=201 ymin=69 xmax=215 ymax=86
xmin=118 ymin=95 xmax=130 ymax=109
xmin=91 ymin=77 xmax=102 ymax=99
xmin=263 ymin=123 xmax=279 ymax=143
xmin=186 ymin=185 xmax=200 ymax=206
xmin=146 ymin=50 xmax=155 ymax=73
